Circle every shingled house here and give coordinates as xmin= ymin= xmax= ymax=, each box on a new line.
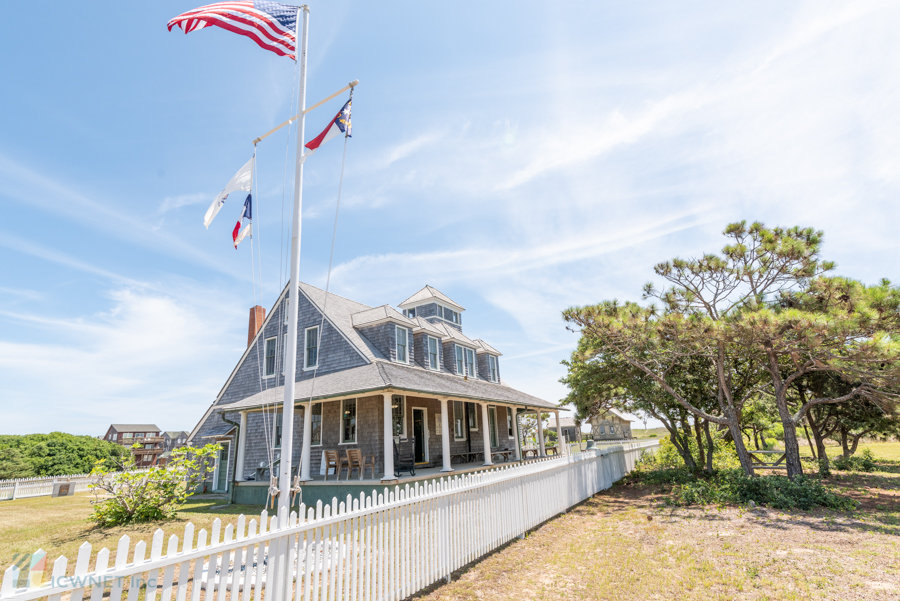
xmin=188 ymin=284 xmax=562 ymax=503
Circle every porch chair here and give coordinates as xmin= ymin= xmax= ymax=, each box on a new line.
xmin=393 ymin=438 xmax=416 ymax=477
xmin=345 ymin=449 xmax=376 ymax=480
xmin=323 ymin=450 xmax=347 ymax=480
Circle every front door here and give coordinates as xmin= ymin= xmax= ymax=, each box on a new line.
xmin=215 ymin=442 xmax=230 ymax=492
xmin=413 ymin=408 xmax=427 ymax=464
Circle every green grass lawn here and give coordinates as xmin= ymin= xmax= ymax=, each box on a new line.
xmin=0 ymin=494 xmax=263 ymax=582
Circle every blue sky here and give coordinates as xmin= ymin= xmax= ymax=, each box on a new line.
xmin=1 ymin=1 xmax=898 ymax=435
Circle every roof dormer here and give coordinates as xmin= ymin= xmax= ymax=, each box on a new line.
xmin=399 ymin=285 xmax=464 ymax=329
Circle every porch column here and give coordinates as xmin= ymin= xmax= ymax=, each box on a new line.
xmin=299 ymin=401 xmax=313 ymax=481
xmin=536 ymin=410 xmax=546 ymax=457
xmin=382 ymin=393 xmax=396 ymax=481
xmin=481 ymin=403 xmax=493 ymax=466
xmin=439 ymin=398 xmax=453 ymax=472
xmin=511 ymin=406 xmax=521 ymax=461
xmin=235 ymin=411 xmax=248 ymax=481
xmin=555 ymin=410 xmax=565 ymax=456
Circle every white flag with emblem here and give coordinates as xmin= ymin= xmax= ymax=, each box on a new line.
xmin=203 ymin=157 xmax=253 ymax=228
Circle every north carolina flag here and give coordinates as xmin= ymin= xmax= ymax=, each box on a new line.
xmin=233 ymin=194 xmax=252 ymax=248
xmin=301 ymin=99 xmax=351 ymax=163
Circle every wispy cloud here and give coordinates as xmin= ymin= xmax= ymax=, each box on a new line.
xmin=158 ymin=193 xmax=209 ymax=214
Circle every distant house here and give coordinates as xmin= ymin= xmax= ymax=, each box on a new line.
xmin=589 ymin=410 xmax=633 ymax=441
xmin=188 ymin=284 xmax=562 ymax=499
xmin=547 ymin=415 xmax=580 ymax=443
xmin=163 ymin=431 xmax=190 ymax=452
xmin=102 ymin=424 xmax=165 ymax=466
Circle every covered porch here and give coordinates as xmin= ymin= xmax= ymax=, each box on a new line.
xmin=221 ymin=383 xmax=566 ymax=505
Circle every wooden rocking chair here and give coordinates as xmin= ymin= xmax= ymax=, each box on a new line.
xmin=393 ymin=438 xmax=416 ymax=477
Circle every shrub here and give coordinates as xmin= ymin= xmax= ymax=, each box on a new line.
xmin=832 ymin=449 xmax=877 ymax=472
xmin=669 ymin=469 xmax=856 ymax=511
xmin=89 ymin=443 xmax=220 ymax=527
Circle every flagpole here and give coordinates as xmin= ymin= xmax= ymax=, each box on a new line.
xmin=278 ymin=3 xmax=309 ymax=517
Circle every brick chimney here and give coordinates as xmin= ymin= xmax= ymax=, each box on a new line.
xmin=248 ymin=305 xmax=266 ymax=346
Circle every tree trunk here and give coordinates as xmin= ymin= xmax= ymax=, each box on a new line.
xmin=703 ymin=420 xmax=715 ymax=473
xmin=774 ymin=391 xmax=804 ymax=479
xmin=693 ymin=420 xmax=706 ymax=470
xmin=726 ymin=407 xmax=755 ymax=476
xmin=807 ymin=411 xmax=830 ymax=476
xmin=660 ymin=418 xmax=697 ymax=471
xmin=849 ymin=433 xmax=863 ymax=457
xmin=840 ymin=427 xmax=850 ymax=460
xmin=802 ymin=421 xmax=816 ymax=460
xmin=753 ymin=428 xmax=760 ymax=450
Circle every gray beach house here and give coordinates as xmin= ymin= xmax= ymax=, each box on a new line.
xmin=188 ymin=284 xmax=562 ymax=504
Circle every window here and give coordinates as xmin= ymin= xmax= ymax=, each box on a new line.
xmin=395 ymin=326 xmax=408 ymax=363
xmin=507 ymin=410 xmax=515 ymax=438
xmin=304 ymin=326 xmax=319 ymax=369
xmin=427 ymin=336 xmax=439 ymax=370
xmin=437 ymin=305 xmax=460 ymax=324
xmin=264 ymin=337 xmax=277 ymax=377
xmin=341 ymin=399 xmax=357 ymax=443
xmin=467 ymin=403 xmax=478 ymax=431
xmin=465 ymin=348 xmax=476 ymax=377
xmin=404 ymin=308 xmax=416 ymax=319
xmin=455 ymin=346 xmax=464 ymax=374
xmin=310 ymin=403 xmax=322 ymax=446
xmin=453 ymin=401 xmax=466 ymax=440
xmin=274 ymin=413 xmax=283 ymax=448
xmin=489 ymin=356 xmax=498 ymax=382
xmin=392 ymin=395 xmax=406 ymax=438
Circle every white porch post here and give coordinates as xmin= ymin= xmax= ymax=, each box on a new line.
xmin=382 ymin=392 xmax=395 ymax=481
xmin=299 ymin=400 xmax=312 ymax=481
xmin=235 ymin=411 xmax=248 ymax=481
xmin=537 ymin=410 xmax=546 ymax=457
xmin=481 ymin=403 xmax=493 ymax=466
xmin=440 ymin=398 xmax=453 ymax=472
xmin=555 ymin=410 xmax=565 ymax=456
xmin=511 ymin=406 xmax=521 ymax=461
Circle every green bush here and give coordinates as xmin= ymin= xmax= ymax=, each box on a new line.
xmin=0 ymin=433 xmax=127 ymax=478
xmin=90 ymin=443 xmax=219 ymax=527
xmin=832 ymin=449 xmax=877 ymax=472
xmin=670 ymin=469 xmax=856 ymax=511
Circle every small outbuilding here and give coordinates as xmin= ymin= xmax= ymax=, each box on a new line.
xmin=588 ymin=409 xmax=633 ymax=441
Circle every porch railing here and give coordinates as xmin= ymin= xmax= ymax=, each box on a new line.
xmin=0 ymin=441 xmax=659 ymax=601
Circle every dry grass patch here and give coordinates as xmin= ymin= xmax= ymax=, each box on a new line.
xmin=416 ymin=469 xmax=900 ymax=600
xmin=0 ymin=493 xmax=260 ymax=583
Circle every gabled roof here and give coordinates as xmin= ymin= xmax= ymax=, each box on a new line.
xmin=411 ymin=317 xmax=451 ymax=339
xmin=164 ymin=431 xmax=189 ymax=438
xmin=218 ymin=361 xmax=556 ymax=411
xmin=351 ymin=305 xmax=417 ymax=329
xmin=473 ymin=339 xmax=502 ymax=356
xmin=398 ymin=285 xmax=465 ymax=311
xmin=607 ymin=408 xmax=634 ymax=422
xmin=298 ymin=282 xmax=386 ymax=362
xmin=110 ymin=424 xmax=161 ymax=432
xmin=431 ymin=321 xmax=478 ymax=347
xmin=548 ymin=416 xmax=577 ymax=429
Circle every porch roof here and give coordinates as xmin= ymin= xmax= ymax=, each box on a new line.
xmin=215 ymin=360 xmax=557 ymax=413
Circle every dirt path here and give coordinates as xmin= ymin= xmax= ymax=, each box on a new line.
xmin=414 ymin=479 xmax=900 ymax=601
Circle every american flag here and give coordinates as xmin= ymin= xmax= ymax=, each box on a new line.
xmin=168 ymin=1 xmax=298 ymax=59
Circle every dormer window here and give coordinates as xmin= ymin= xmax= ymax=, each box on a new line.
xmin=455 ymin=346 xmax=464 ymax=374
xmin=427 ymin=336 xmax=439 ymax=370
xmin=404 ymin=308 xmax=416 ymax=319
xmin=396 ymin=325 xmax=409 ymax=363
xmin=465 ymin=348 xmax=476 ymax=377
xmin=489 ymin=355 xmax=498 ymax=382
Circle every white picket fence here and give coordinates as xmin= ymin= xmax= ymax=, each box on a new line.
xmin=0 ymin=441 xmax=658 ymax=601
xmin=0 ymin=475 xmax=93 ymax=501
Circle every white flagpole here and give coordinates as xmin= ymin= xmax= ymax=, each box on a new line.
xmin=278 ymin=3 xmax=309 ymax=517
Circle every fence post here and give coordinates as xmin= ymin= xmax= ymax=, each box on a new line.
xmin=11 ymin=482 xmax=18 ymax=501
